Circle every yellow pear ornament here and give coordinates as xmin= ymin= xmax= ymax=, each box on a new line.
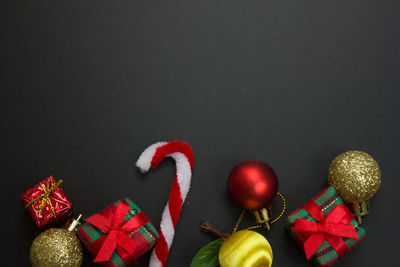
xmin=219 ymin=230 xmax=272 ymax=267
xmin=191 ymin=222 xmax=275 ymax=267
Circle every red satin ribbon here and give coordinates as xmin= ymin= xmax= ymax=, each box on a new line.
xmin=293 ymin=201 xmax=358 ymax=259
xmin=85 ymin=202 xmax=149 ymax=263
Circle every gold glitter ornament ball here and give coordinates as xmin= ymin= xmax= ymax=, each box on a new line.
xmin=328 ymin=150 xmax=381 ymax=203
xmin=29 ymin=228 xmax=83 ymax=267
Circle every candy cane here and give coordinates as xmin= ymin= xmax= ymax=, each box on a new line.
xmin=136 ymin=141 xmax=194 ymax=267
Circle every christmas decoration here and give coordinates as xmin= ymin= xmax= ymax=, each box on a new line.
xmin=228 ymin=160 xmax=281 ymax=229
xmin=191 ymin=222 xmax=273 ymax=267
xmin=219 ymin=230 xmax=272 ymax=267
xmin=20 ymin=176 xmax=72 ymax=228
xmin=286 ymin=186 xmax=366 ymax=267
xmin=328 ymin=150 xmax=381 ymax=223
xmin=191 ymin=159 xmax=285 ymax=267
xmin=77 ymin=198 xmax=158 ymax=266
xmin=29 ymin=215 xmax=83 ymax=267
xmin=136 ymin=140 xmax=194 ymax=267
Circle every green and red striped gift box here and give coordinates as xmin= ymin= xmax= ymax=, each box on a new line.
xmin=286 ymin=186 xmax=366 ymax=267
xmin=77 ymin=198 xmax=159 ymax=267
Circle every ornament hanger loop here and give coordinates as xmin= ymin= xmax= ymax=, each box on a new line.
xmin=270 ymin=192 xmax=287 ymax=224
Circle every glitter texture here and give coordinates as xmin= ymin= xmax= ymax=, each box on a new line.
xmin=29 ymin=228 xmax=83 ymax=267
xmin=328 ymin=150 xmax=381 ymax=203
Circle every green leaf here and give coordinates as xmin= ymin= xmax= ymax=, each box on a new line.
xmin=190 ymin=239 xmax=224 ymax=267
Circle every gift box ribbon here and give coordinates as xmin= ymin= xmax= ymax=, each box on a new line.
xmin=24 ymin=177 xmax=63 ymax=220
xmin=293 ymin=201 xmax=358 ymax=259
xmin=86 ymin=201 xmax=149 ymax=263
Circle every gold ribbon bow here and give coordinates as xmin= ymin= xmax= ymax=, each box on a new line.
xmin=25 ymin=177 xmax=63 ymax=220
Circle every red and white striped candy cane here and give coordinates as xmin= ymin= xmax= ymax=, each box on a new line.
xmin=136 ymin=141 xmax=194 ymax=267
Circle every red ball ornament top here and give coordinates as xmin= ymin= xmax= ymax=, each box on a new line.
xmin=228 ymin=160 xmax=278 ymax=210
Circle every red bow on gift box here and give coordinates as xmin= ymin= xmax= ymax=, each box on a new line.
xmin=293 ymin=201 xmax=358 ymax=259
xmin=86 ymin=202 xmax=148 ymax=263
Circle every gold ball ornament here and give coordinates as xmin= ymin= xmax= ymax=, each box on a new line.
xmin=219 ymin=230 xmax=272 ymax=267
xmin=328 ymin=150 xmax=381 ymax=203
xmin=29 ymin=216 xmax=83 ymax=267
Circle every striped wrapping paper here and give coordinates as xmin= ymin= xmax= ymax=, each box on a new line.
xmin=286 ymin=187 xmax=366 ymax=267
xmin=77 ymin=198 xmax=159 ymax=267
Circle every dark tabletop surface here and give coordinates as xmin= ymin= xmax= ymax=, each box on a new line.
xmin=2 ymin=1 xmax=400 ymax=266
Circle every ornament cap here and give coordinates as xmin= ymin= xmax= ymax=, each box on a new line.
xmin=351 ymin=201 xmax=370 ymax=224
xmin=251 ymin=207 xmax=272 ymax=230
xmin=67 ymin=214 xmax=82 ymax=233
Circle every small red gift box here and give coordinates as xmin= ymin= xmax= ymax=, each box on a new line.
xmin=286 ymin=186 xmax=366 ymax=266
xmin=77 ymin=198 xmax=159 ymax=267
xmin=20 ymin=176 xmax=72 ymax=228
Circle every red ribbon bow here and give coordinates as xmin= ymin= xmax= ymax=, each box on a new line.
xmin=86 ymin=202 xmax=148 ymax=263
xmin=293 ymin=201 xmax=358 ymax=259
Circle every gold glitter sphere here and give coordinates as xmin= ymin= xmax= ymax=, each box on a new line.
xmin=29 ymin=228 xmax=83 ymax=267
xmin=328 ymin=150 xmax=381 ymax=203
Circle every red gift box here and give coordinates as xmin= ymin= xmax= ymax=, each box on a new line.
xmin=286 ymin=187 xmax=366 ymax=266
xmin=20 ymin=176 xmax=72 ymax=228
xmin=77 ymin=198 xmax=159 ymax=267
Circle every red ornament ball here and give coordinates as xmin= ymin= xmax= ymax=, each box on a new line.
xmin=228 ymin=160 xmax=278 ymax=210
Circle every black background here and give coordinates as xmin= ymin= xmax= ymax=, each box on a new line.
xmin=2 ymin=1 xmax=400 ymax=266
